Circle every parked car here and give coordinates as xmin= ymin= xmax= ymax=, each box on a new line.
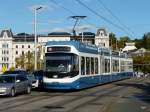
xmin=26 ymin=74 xmax=38 ymax=88
xmin=4 ymin=70 xmax=28 ymax=75
xmin=0 ymin=74 xmax=31 ymax=97
xmin=32 ymin=70 xmax=44 ymax=88
xmin=3 ymin=70 xmax=37 ymax=88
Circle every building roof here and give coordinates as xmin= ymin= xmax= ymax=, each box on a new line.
xmin=48 ymin=32 xmax=71 ymax=36
xmin=0 ymin=29 xmax=13 ymax=37
xmin=16 ymin=33 xmax=30 ymax=36
xmin=13 ymin=33 xmax=34 ymax=42
xmin=122 ymin=42 xmax=137 ymax=52
xmin=96 ymin=27 xmax=107 ymax=36
xmin=79 ymin=32 xmax=95 ymax=36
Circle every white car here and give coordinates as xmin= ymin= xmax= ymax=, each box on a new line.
xmin=26 ymin=75 xmax=39 ymax=88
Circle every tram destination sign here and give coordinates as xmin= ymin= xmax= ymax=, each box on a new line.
xmin=47 ymin=46 xmax=71 ymax=52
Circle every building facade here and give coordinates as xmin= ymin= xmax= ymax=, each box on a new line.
xmin=95 ymin=28 xmax=109 ymax=48
xmin=0 ymin=28 xmax=109 ymax=72
xmin=0 ymin=30 xmax=35 ymax=72
xmin=0 ymin=30 xmax=14 ymax=71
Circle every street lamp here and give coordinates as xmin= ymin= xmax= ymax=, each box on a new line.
xmin=34 ymin=6 xmax=43 ymax=70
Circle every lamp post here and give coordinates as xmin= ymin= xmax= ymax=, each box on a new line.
xmin=34 ymin=6 xmax=42 ymax=70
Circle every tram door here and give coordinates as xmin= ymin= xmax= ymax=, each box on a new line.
xmin=99 ymin=55 xmax=103 ymax=83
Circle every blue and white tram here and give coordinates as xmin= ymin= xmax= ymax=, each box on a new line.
xmin=43 ymin=41 xmax=133 ymax=89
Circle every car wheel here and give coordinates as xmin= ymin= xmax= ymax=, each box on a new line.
xmin=10 ymin=88 xmax=15 ymax=97
xmin=26 ymin=86 xmax=31 ymax=94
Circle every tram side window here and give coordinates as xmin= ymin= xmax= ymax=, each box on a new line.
xmin=127 ymin=61 xmax=133 ymax=72
xmin=73 ymin=55 xmax=79 ymax=74
xmin=91 ymin=58 xmax=94 ymax=75
xmin=86 ymin=57 xmax=90 ymax=75
xmin=104 ymin=59 xmax=107 ymax=73
xmin=104 ymin=59 xmax=110 ymax=73
xmin=107 ymin=59 xmax=110 ymax=73
xmin=112 ymin=60 xmax=119 ymax=72
xmin=81 ymin=57 xmax=85 ymax=75
xmin=102 ymin=58 xmax=105 ymax=73
xmin=95 ymin=58 xmax=98 ymax=74
xmin=121 ymin=61 xmax=125 ymax=72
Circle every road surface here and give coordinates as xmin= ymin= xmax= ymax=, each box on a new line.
xmin=0 ymin=77 xmax=149 ymax=112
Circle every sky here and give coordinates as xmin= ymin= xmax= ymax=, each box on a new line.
xmin=0 ymin=0 xmax=150 ymax=39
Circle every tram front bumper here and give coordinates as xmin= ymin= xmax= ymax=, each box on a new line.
xmin=43 ymin=81 xmax=80 ymax=89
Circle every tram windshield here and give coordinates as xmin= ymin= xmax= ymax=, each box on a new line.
xmin=45 ymin=53 xmax=79 ymax=78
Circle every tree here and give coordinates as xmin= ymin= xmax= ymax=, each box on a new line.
xmin=15 ymin=52 xmax=34 ymax=71
xmin=24 ymin=51 xmax=34 ymax=71
xmin=118 ymin=36 xmax=130 ymax=49
xmin=37 ymin=45 xmax=44 ymax=70
xmin=9 ymin=66 xmax=15 ymax=71
xmin=132 ymin=52 xmax=150 ymax=74
xmin=134 ymin=38 xmax=142 ymax=49
xmin=141 ymin=33 xmax=150 ymax=50
xmin=15 ymin=54 xmax=25 ymax=69
xmin=15 ymin=48 xmax=44 ymax=71
xmin=109 ymin=33 xmax=117 ymax=50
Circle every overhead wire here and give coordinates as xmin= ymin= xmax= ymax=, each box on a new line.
xmin=50 ymin=0 xmax=98 ymax=29
xmin=97 ymin=0 xmax=135 ymax=38
xmin=76 ymin=0 xmax=133 ymax=37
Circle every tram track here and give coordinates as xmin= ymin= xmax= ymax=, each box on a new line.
xmin=0 ymin=95 xmax=50 ymax=111
xmin=0 ymin=77 xmax=146 ymax=112
xmin=0 ymin=91 xmax=71 ymax=111
xmin=38 ymin=78 xmax=145 ymax=112
xmin=0 ymin=88 xmax=85 ymax=111
xmin=66 ymin=78 xmax=148 ymax=112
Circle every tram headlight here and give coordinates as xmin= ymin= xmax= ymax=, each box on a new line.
xmin=63 ymin=76 xmax=70 ymax=78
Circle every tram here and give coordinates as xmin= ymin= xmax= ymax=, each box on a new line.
xmin=43 ymin=41 xmax=133 ymax=89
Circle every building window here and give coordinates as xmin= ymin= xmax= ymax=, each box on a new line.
xmin=22 ymin=45 xmax=24 ymax=48
xmin=16 ymin=51 xmax=18 ymax=55
xmin=4 ymin=57 xmax=6 ymax=61
xmin=16 ymin=45 xmax=18 ymax=48
xmin=22 ymin=51 xmax=24 ymax=55
xmin=7 ymin=51 xmax=9 ymax=54
xmin=2 ymin=43 xmax=8 ymax=48
xmin=28 ymin=45 xmax=30 ymax=48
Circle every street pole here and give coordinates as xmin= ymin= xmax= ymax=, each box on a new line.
xmin=34 ymin=8 xmax=37 ymax=70
xmin=82 ymin=32 xmax=83 ymax=42
xmin=34 ymin=6 xmax=42 ymax=70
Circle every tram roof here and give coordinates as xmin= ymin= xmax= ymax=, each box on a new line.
xmin=46 ymin=41 xmax=129 ymax=58
xmin=46 ymin=41 xmax=99 ymax=54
